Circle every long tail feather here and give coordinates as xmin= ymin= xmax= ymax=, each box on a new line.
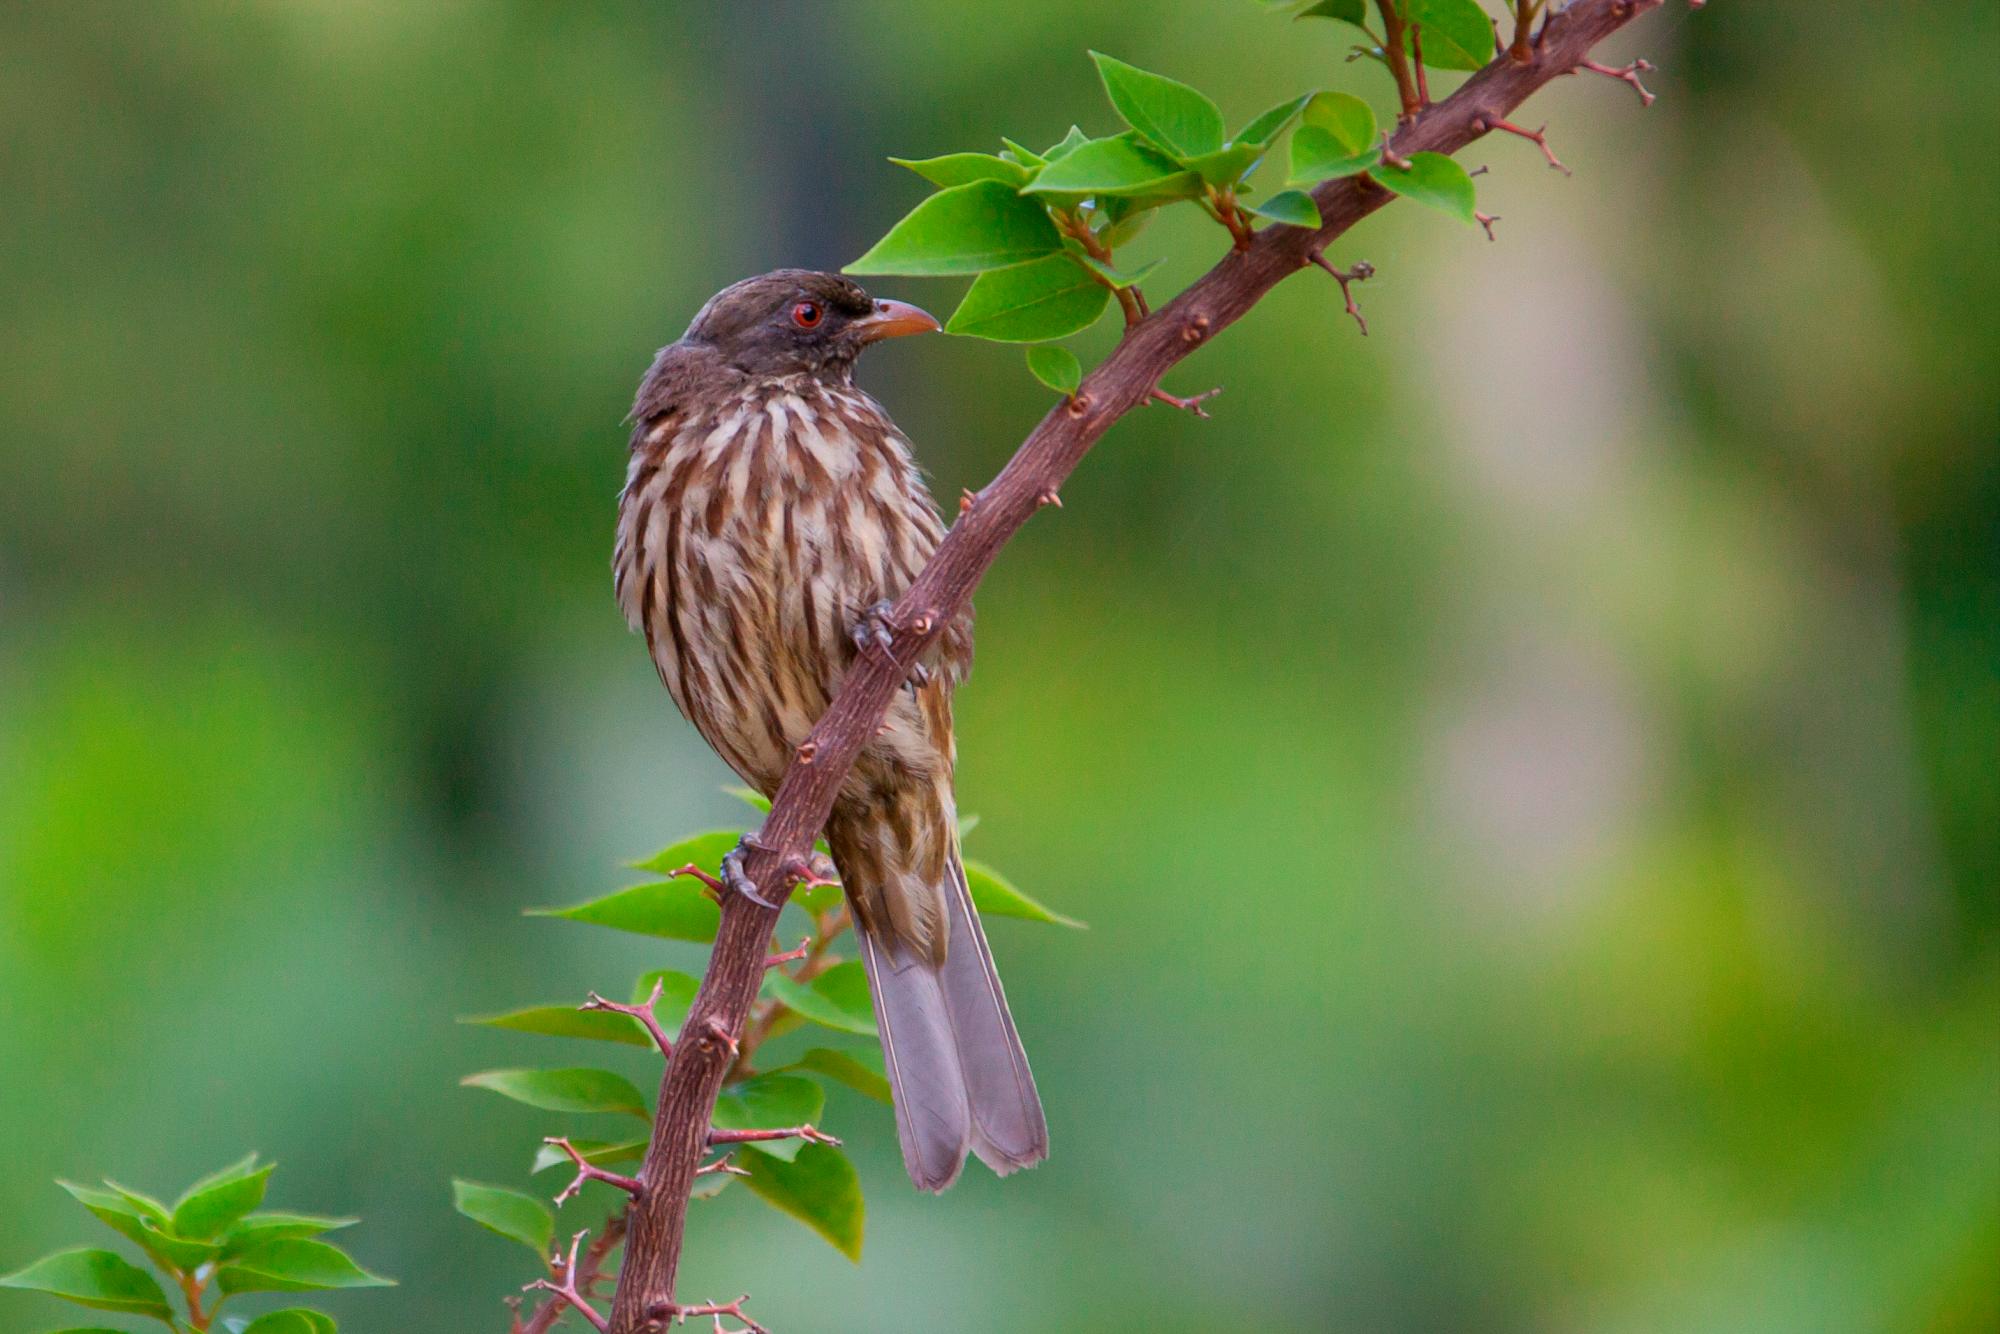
xmin=939 ymin=851 xmax=1049 ymax=1174
xmin=855 ymin=851 xmax=1048 ymax=1191
xmin=856 ymin=926 xmax=973 ymax=1192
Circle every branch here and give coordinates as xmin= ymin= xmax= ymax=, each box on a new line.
xmin=606 ymin=2 xmax=1674 ymax=1328
xmin=583 ymin=978 xmax=674 ymax=1056
xmin=707 ymin=1125 xmax=841 ymax=1148
xmin=524 ymin=1230 xmax=617 ymax=1334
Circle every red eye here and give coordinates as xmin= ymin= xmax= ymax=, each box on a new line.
xmin=791 ymin=301 xmax=823 ymax=329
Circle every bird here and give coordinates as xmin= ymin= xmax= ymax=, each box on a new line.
xmin=612 ymin=269 xmax=1048 ymax=1192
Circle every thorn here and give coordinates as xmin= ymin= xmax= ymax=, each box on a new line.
xmin=795 ymin=740 xmax=817 ymax=764
xmin=1065 ymin=392 xmax=1091 ymax=418
xmin=1475 ymin=116 xmax=1570 ymax=174
xmin=650 ymin=1294 xmax=769 ymax=1334
xmin=1475 ymin=210 xmax=1501 ymax=241
xmin=910 ymin=611 xmax=934 ymax=634
xmin=1038 ymin=489 xmax=1063 ymax=508
xmin=701 ymin=1016 xmax=740 ymax=1058
xmin=1467 ymin=163 xmax=1492 ymax=178
xmin=1182 ymin=314 xmax=1210 ymax=343
xmin=1147 ymin=385 xmax=1223 ymax=418
xmin=664 ymin=862 xmax=725 ymax=895
xmin=1307 ymin=253 xmax=1374 ymax=335
xmin=1379 ymin=136 xmax=1411 ymax=171
xmin=708 ymin=1124 xmax=842 ymax=1148
xmin=525 ymin=1233 xmax=611 ymax=1332
xmin=581 ymin=978 xmax=674 ymax=1056
xmin=1578 ymin=57 xmax=1656 ymax=106
xmin=543 ymin=1138 xmax=643 ymax=1209
xmin=959 ymin=487 xmax=976 ymax=514
xmin=696 ymin=1153 xmax=753 ymax=1179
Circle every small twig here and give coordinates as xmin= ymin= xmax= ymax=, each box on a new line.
xmin=1474 ymin=116 xmax=1570 ymax=174
xmin=1410 ymin=25 xmax=1432 ymax=108
xmin=1510 ymin=0 xmax=1540 ymax=62
xmin=1475 ymin=210 xmax=1501 ymax=241
xmin=664 ymin=863 xmax=725 ymax=895
xmin=1147 ymin=385 xmax=1223 ymax=417
xmin=1307 ymin=253 xmax=1375 ymax=335
xmin=582 ymin=978 xmax=674 ymax=1056
xmin=651 ymin=1293 xmax=770 ymax=1334
xmin=708 ymin=1124 xmax=841 ymax=1148
xmin=525 ymin=1232 xmax=610 ymax=1333
xmin=519 ymin=1213 xmax=626 ymax=1334
xmin=545 ymin=1137 xmax=644 ymax=1208
xmin=1577 ymin=57 xmax=1656 ymax=105
xmin=763 ymin=939 xmax=810 ymax=970
xmin=1374 ymin=0 xmax=1423 ymax=121
xmin=696 ymin=1153 xmax=752 ymax=1179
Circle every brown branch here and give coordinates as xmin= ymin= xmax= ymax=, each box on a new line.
xmin=583 ymin=979 xmax=675 ymax=1056
xmin=707 ymin=1124 xmax=841 ymax=1148
xmin=526 ymin=1231 xmax=613 ymax=1333
xmin=545 ymin=1137 xmax=645 ymax=1209
xmin=1374 ymin=0 xmax=1423 ymax=122
xmin=605 ymin=2 xmax=1672 ymax=1328
xmin=520 ymin=1214 xmax=626 ymax=1334
xmin=1474 ymin=116 xmax=1570 ymax=174
xmin=1578 ymin=57 xmax=1657 ymax=105
xmin=652 ymin=1294 xmax=768 ymax=1334
xmin=1306 ymin=253 xmax=1375 ymax=335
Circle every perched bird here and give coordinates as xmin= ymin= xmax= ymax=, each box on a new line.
xmin=613 ymin=270 xmax=1048 ymax=1191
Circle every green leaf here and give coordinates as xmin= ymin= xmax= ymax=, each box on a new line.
xmin=242 ymin=1310 xmax=339 ymax=1334
xmin=630 ymin=968 xmax=702 ymax=1038
xmin=1295 ymin=0 xmax=1368 ymax=21
xmin=221 ymin=1214 xmax=358 ymax=1259
xmin=172 ymin=1154 xmax=273 ymax=1241
xmin=723 ymin=785 xmax=771 ymax=813
xmin=0 ymin=1249 xmax=172 ymax=1320
xmin=1100 ymin=204 xmax=1157 ymax=249
xmin=1406 ymin=0 xmax=1495 ymax=70
xmin=459 ymin=1004 xmax=649 ymax=1047
xmin=1302 ymin=91 xmax=1377 ymax=155
xmin=1091 ymin=52 xmax=1226 ymax=160
xmin=944 ymin=255 xmax=1111 ymax=343
xmin=527 ymin=879 xmax=720 ymax=944
xmin=784 ymin=1048 xmax=892 ymax=1105
xmin=1072 ymin=253 xmax=1164 ymax=290
xmin=100 ymin=1182 xmax=170 ymax=1227
xmin=741 ymin=1143 xmax=865 ymax=1262
xmin=35 ymin=1327 xmax=132 ymax=1333
xmin=215 ymin=1240 xmax=393 ymax=1296
xmin=888 ymin=152 xmax=1031 ymax=190
xmin=451 ymin=1181 xmax=553 ymax=1257
xmin=1024 ymin=345 xmax=1082 ymax=397
xmin=1372 ymin=150 xmax=1477 ymax=223
xmin=1182 ymin=142 xmax=1266 ymax=188
xmin=998 ymin=137 xmax=1047 ymax=169
xmin=460 ymin=1068 xmax=648 ymax=1118
xmin=530 ymin=1136 xmax=647 ymax=1176
xmin=1023 ymin=135 xmax=1200 ymax=199
xmin=1234 ymin=93 xmax=1315 ymax=149
xmin=56 ymin=1181 xmax=212 ymax=1273
xmin=1041 ymin=125 xmax=1090 ymax=161
xmin=1288 ymin=130 xmax=1383 ymax=186
xmin=964 ymin=860 xmax=1087 ymax=927
xmin=845 ymin=180 xmax=1063 ymax=277
xmin=762 ymin=961 xmax=877 ymax=1036
xmin=713 ymin=1074 xmax=826 ymax=1163
xmin=1247 ymin=190 xmax=1322 ymax=228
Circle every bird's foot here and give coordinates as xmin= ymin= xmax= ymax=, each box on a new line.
xmin=720 ymin=844 xmax=780 ymax=910
xmin=848 ymin=600 xmax=932 ymax=689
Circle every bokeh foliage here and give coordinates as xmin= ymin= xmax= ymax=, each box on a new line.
xmin=1 ymin=2 xmax=1994 ymax=1332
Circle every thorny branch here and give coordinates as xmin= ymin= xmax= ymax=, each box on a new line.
xmin=605 ymin=2 xmax=1680 ymax=1329
xmin=518 ymin=1223 xmax=625 ymax=1334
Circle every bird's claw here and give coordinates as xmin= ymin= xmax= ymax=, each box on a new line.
xmin=849 ymin=599 xmax=932 ymax=691
xmin=720 ymin=846 xmax=780 ymax=909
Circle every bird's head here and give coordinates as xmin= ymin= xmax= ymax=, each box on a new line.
xmin=683 ymin=269 xmax=938 ymax=381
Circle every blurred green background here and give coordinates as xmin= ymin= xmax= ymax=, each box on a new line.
xmin=3 ymin=2 xmax=1994 ymax=1330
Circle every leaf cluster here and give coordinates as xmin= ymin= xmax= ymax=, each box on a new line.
xmin=1 ymin=1157 xmax=387 ymax=1334
xmin=847 ymin=39 xmax=1483 ymax=390
xmin=454 ymin=795 xmax=1081 ymax=1272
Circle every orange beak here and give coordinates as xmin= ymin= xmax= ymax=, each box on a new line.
xmin=853 ymin=298 xmax=940 ymax=343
